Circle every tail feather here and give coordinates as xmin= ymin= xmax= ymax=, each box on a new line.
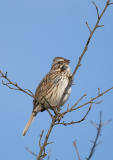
xmin=22 ymin=113 xmax=35 ymax=136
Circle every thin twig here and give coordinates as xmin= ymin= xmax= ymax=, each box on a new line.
xmin=56 ymin=104 xmax=92 ymax=126
xmin=37 ymin=116 xmax=56 ymax=160
xmin=47 ymin=150 xmax=51 ymax=160
xmin=109 ymin=2 xmax=113 ymax=5
xmin=73 ymin=140 xmax=81 ymax=160
xmin=0 ymin=70 xmax=35 ymax=98
xmin=62 ymin=86 xmax=113 ymax=116
xmin=58 ymin=0 xmax=112 ymax=112
xmin=92 ymin=1 xmax=100 ymax=18
xmin=86 ymin=112 xmax=102 ymax=160
xmin=71 ymin=94 xmax=87 ymax=110
xmin=46 ymin=109 xmax=53 ymax=118
xmin=86 ymin=21 xmax=92 ymax=33
xmin=24 ymin=88 xmax=34 ymax=96
xmin=97 ymin=24 xmax=104 ymax=28
xmin=39 ymin=130 xmax=44 ymax=149
xmin=25 ymin=147 xmax=37 ymax=157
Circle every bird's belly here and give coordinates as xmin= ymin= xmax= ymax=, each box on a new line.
xmin=48 ymin=78 xmax=71 ymax=107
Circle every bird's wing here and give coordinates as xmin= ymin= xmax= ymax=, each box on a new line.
xmin=34 ymin=71 xmax=61 ymax=105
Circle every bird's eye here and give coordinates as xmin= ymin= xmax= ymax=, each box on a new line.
xmin=61 ymin=65 xmax=66 ymax=71
xmin=58 ymin=61 xmax=61 ymax=64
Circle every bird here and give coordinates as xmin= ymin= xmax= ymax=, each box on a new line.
xmin=22 ymin=57 xmax=72 ymax=136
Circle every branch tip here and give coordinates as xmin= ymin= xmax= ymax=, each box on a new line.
xmin=86 ymin=21 xmax=92 ymax=33
xmin=86 ymin=112 xmax=103 ymax=160
xmin=73 ymin=140 xmax=81 ymax=160
xmin=92 ymin=1 xmax=100 ymax=18
xmin=97 ymin=24 xmax=104 ymax=28
xmin=108 ymin=2 xmax=113 ymax=5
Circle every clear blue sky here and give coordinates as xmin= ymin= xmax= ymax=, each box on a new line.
xmin=0 ymin=0 xmax=113 ymax=159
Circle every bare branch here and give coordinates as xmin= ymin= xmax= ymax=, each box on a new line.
xmin=39 ymin=130 xmax=44 ymax=149
xmin=102 ymin=119 xmax=112 ymax=126
xmin=47 ymin=150 xmax=51 ymax=160
xmin=0 ymin=70 xmax=35 ymax=98
xmin=108 ymin=0 xmax=113 ymax=5
xmin=97 ymin=24 xmax=104 ymax=28
xmin=92 ymin=1 xmax=100 ymax=19
xmin=56 ymin=104 xmax=92 ymax=126
xmin=90 ymin=120 xmax=99 ymax=129
xmin=109 ymin=2 xmax=113 ymax=5
xmin=58 ymin=0 xmax=112 ymax=110
xmin=46 ymin=109 xmax=53 ymax=118
xmin=71 ymin=94 xmax=87 ymax=110
xmin=86 ymin=112 xmax=102 ymax=160
xmin=25 ymin=147 xmax=37 ymax=157
xmin=46 ymin=141 xmax=54 ymax=146
xmin=37 ymin=116 xmax=56 ymax=160
xmin=73 ymin=140 xmax=81 ymax=160
xmin=86 ymin=21 xmax=92 ymax=33
xmin=2 ymin=80 xmax=19 ymax=90
xmin=24 ymin=88 xmax=34 ymax=96
xmin=62 ymin=86 xmax=113 ymax=116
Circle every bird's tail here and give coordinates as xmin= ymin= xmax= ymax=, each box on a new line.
xmin=22 ymin=113 xmax=35 ymax=136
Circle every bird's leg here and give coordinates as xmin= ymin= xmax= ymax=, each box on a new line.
xmin=54 ymin=106 xmax=64 ymax=122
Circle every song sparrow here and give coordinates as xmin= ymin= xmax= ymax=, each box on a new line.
xmin=22 ymin=57 xmax=72 ymax=136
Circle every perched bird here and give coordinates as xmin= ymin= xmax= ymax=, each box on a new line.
xmin=22 ymin=57 xmax=72 ymax=136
